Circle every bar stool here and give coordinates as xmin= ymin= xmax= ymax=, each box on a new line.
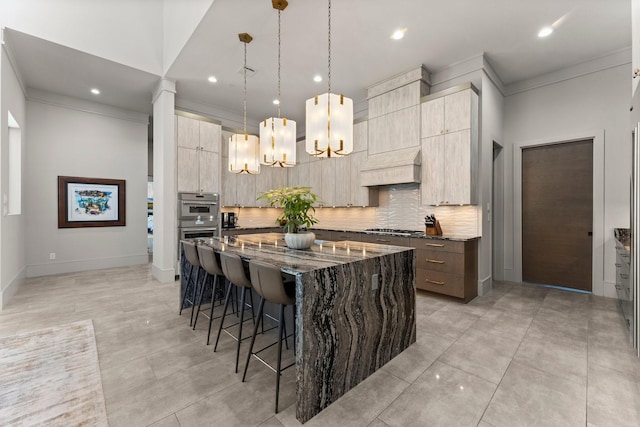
xmin=179 ymin=241 xmax=203 ymax=327
xmin=214 ymin=252 xmax=256 ymax=373
xmin=193 ymin=245 xmax=226 ymax=344
xmin=243 ymin=260 xmax=296 ymax=413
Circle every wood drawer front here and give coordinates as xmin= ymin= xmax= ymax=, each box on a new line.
xmin=409 ymin=238 xmax=464 ymax=254
xmin=332 ymin=231 xmax=362 ymax=242
xmin=313 ymin=230 xmax=334 ymax=241
xmin=416 ymin=249 xmax=463 ymax=273
xmin=416 ymin=268 xmax=464 ymax=298
xmin=360 ymin=234 xmax=410 ymax=247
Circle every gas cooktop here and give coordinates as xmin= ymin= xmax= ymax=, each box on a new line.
xmin=364 ymin=228 xmax=423 ymax=237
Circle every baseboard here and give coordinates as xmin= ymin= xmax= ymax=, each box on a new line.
xmin=602 ymin=281 xmax=618 ymax=299
xmin=152 ymin=263 xmax=176 ymax=283
xmin=26 ymin=254 xmax=149 ymax=278
xmin=1 ymin=266 xmax=26 ymax=311
xmin=478 ymin=275 xmax=493 ymax=297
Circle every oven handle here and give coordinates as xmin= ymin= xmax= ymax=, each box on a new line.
xmin=180 ymin=227 xmax=217 ymax=233
xmin=181 ymin=201 xmax=218 ymax=206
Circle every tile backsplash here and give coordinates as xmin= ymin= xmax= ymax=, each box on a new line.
xmin=228 ymin=183 xmax=479 ymax=236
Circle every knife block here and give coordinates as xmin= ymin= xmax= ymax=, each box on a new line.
xmin=425 ymin=220 xmax=443 ymax=236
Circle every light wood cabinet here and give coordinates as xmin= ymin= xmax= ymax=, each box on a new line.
xmin=176 ymin=115 xmax=221 ymax=194
xmin=420 ymin=86 xmax=478 ymax=205
xmin=410 ymin=237 xmax=478 ymax=302
xmin=634 ymin=0 xmax=640 ymax=96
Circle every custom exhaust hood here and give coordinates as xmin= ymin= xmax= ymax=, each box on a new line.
xmin=360 ymin=147 xmax=421 ymax=187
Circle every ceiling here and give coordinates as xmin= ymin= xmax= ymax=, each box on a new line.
xmin=3 ymin=0 xmax=632 ymax=127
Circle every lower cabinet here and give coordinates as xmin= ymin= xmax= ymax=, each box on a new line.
xmin=615 ymin=238 xmax=633 ymax=332
xmin=410 ymin=237 xmax=478 ymax=302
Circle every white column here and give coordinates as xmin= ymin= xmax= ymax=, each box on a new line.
xmin=152 ymin=79 xmax=177 ymax=282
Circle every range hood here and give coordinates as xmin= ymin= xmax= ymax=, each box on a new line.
xmin=360 ymin=147 xmax=421 ymax=187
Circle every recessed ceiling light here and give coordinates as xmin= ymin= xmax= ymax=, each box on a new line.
xmin=313 ymin=75 xmax=322 ymax=83
xmin=273 ymin=99 xmax=280 ymax=105
xmin=90 ymin=88 xmax=100 ymax=95
xmin=538 ymin=26 xmax=553 ymax=38
xmin=391 ymin=28 xmax=407 ymax=40
xmin=208 ymin=76 xmax=218 ymax=83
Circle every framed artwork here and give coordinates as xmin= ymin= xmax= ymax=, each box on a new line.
xmin=58 ymin=176 xmax=126 ymax=228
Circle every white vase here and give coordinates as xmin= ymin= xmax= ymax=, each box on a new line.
xmin=284 ymin=232 xmax=316 ymax=249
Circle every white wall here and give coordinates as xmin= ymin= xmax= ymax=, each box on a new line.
xmin=163 ymin=0 xmax=214 ymax=72
xmin=0 ymin=47 xmax=27 ymax=309
xmin=503 ymin=63 xmax=631 ymax=296
xmin=0 ymin=0 xmax=164 ymax=75
xmin=25 ymin=94 xmax=149 ymax=277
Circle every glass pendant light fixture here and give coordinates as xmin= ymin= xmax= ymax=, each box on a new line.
xmin=305 ymin=0 xmax=353 ymax=158
xmin=229 ymin=33 xmax=260 ymax=174
xmin=260 ymin=0 xmax=296 ymax=168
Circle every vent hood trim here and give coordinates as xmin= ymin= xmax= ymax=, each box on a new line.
xmin=360 ymin=147 xmax=421 ymax=187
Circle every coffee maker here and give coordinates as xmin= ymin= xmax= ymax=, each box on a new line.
xmin=222 ymin=212 xmax=237 ymax=228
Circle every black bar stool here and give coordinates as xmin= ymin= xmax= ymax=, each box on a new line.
xmin=214 ymin=251 xmax=256 ymax=373
xmin=243 ymin=260 xmax=296 ymax=413
xmin=179 ymin=241 xmax=203 ymax=327
xmin=193 ymin=245 xmax=226 ymax=344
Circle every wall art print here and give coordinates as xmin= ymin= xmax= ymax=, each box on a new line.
xmin=58 ymin=176 xmax=126 ymax=228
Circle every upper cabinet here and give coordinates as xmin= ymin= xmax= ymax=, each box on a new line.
xmin=634 ymin=0 xmax=640 ymax=96
xmin=176 ymin=114 xmax=221 ymax=194
xmin=420 ymin=85 xmax=478 ymax=205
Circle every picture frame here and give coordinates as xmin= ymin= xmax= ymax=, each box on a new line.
xmin=58 ymin=176 xmax=126 ymax=228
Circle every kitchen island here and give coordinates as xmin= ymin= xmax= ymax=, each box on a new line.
xmin=180 ymin=233 xmax=416 ymax=423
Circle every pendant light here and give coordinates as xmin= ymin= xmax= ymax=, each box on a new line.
xmin=229 ymin=33 xmax=260 ymax=174
xmin=260 ymin=0 xmax=296 ymax=167
xmin=305 ymin=0 xmax=353 ymax=158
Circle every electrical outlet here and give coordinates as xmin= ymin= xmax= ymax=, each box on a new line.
xmin=371 ymin=273 xmax=379 ymax=290
xmin=49 ymin=253 xmax=56 ymax=260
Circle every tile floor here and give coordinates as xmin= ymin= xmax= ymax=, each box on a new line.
xmin=1 ymin=264 xmax=640 ymax=426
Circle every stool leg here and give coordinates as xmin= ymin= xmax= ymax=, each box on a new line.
xmin=193 ymin=272 xmax=209 ymax=330
xmin=275 ymin=303 xmax=285 ymax=413
xmin=283 ymin=313 xmax=289 ymax=350
xmin=214 ymin=282 xmax=233 ymax=352
xmin=206 ymin=275 xmax=220 ymax=345
xmin=235 ymin=287 xmax=247 ymax=373
xmin=249 ymin=289 xmax=256 ymax=324
xmin=179 ymin=263 xmax=193 ymax=315
xmin=242 ymin=297 xmax=265 ymax=382
xmin=189 ymin=267 xmax=201 ymax=327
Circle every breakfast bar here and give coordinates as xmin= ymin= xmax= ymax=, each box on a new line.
xmin=181 ymin=233 xmax=416 ymax=423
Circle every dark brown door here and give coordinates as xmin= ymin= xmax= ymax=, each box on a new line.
xmin=522 ymin=140 xmax=593 ymax=291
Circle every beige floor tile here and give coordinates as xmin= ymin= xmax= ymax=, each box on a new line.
xmin=382 ymin=331 xmax=452 ymax=382
xmin=472 ymin=309 xmax=533 ymax=342
xmin=147 ymin=413 xmax=181 ymax=427
xmin=368 ymin=419 xmax=391 ymax=427
xmin=482 ymin=362 xmax=586 ymax=427
xmin=378 ymin=360 xmax=496 ymax=427
xmin=100 ymin=356 xmax=157 ymax=403
xmin=417 ymin=307 xmax=480 ymax=341
xmin=259 ymin=416 xmax=286 ymax=427
xmin=439 ymin=328 xmax=520 ymax=384
xmin=587 ymin=364 xmax=640 ymax=427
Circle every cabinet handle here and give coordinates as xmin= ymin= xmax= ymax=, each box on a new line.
xmin=425 ymin=278 xmax=445 ymax=285
xmin=615 ymin=263 xmax=622 ymax=267
xmin=634 ymin=68 xmax=640 ymax=78
xmin=615 ymin=284 xmax=621 ymax=290
xmin=426 ymin=258 xmax=445 ymax=264
xmin=376 ymin=238 xmax=390 ymax=243
xmin=440 ymin=130 xmax=444 ymax=134
xmin=445 ymin=129 xmax=449 ymax=133
xmin=621 ymin=273 xmax=629 ymax=279
xmin=425 ymin=243 xmax=445 ymax=247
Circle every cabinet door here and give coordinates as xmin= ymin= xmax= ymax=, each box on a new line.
xmin=353 ymin=121 xmax=368 ymax=152
xmin=199 ymin=150 xmax=220 ymax=194
xmin=271 ymin=167 xmax=288 ymax=190
xmin=322 ymin=159 xmax=337 ymax=206
xmin=177 ymin=147 xmax=199 ymax=192
xmin=349 ymin=151 xmax=368 ymax=207
xmin=294 ymin=162 xmax=310 ymax=187
xmin=255 ymin=166 xmax=273 ymax=207
xmin=443 ymin=130 xmax=471 ymax=204
xmin=221 ymin=157 xmax=237 ymax=206
xmin=236 ymin=174 xmax=257 ymax=207
xmin=421 ymin=97 xmax=445 ymax=139
xmin=444 ymin=89 xmax=471 ymax=134
xmin=287 ymin=163 xmax=299 ymax=188
xmin=420 ymin=135 xmax=445 ymax=205
xmin=200 ymin=121 xmax=220 ymax=152
xmin=177 ymin=115 xmax=200 ymax=149
xmin=309 ymin=160 xmax=323 ymax=206
xmin=334 ymin=158 xmax=350 ymax=207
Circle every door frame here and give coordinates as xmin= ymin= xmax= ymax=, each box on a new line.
xmin=513 ymin=129 xmax=604 ymax=295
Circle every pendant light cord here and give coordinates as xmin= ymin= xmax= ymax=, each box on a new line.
xmin=328 ymin=0 xmax=331 ymax=96
xmin=243 ymin=40 xmax=247 ymax=136
xmin=277 ymin=9 xmax=282 ymax=118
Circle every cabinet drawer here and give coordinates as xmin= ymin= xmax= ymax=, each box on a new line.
xmin=415 ymin=249 xmax=463 ymax=273
xmin=360 ymin=234 xmax=410 ymax=246
xmin=416 ymin=268 xmax=464 ymax=298
xmin=312 ymin=230 xmax=334 ymax=241
xmin=332 ymin=231 xmax=362 ymax=242
xmin=409 ymin=238 xmax=464 ymax=254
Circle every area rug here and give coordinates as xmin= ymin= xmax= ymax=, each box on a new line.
xmin=0 ymin=320 xmax=108 ymax=426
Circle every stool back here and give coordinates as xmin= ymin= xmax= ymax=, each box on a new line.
xmin=182 ymin=241 xmax=201 ymax=268
xmin=249 ymin=260 xmax=295 ymax=306
xmin=219 ymin=252 xmax=252 ymax=288
xmin=197 ymin=245 xmax=224 ymax=276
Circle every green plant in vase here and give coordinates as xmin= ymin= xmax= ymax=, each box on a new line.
xmin=257 ymin=186 xmax=319 ymax=248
